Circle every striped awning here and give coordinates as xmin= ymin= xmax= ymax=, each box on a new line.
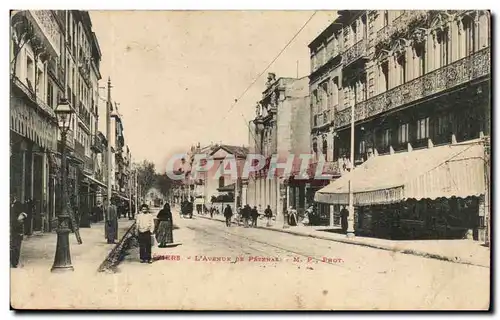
xmin=82 ymin=174 xmax=108 ymax=189
xmin=314 ymin=140 xmax=486 ymax=205
xmin=10 ymin=95 xmax=58 ymax=151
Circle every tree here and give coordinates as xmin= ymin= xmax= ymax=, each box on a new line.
xmin=136 ymin=160 xmax=156 ymax=199
xmin=154 ymin=173 xmax=173 ymax=197
xmin=154 ymin=171 xmax=183 ymax=199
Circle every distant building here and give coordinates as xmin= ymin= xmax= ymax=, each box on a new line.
xmin=247 ymin=73 xmax=311 ymax=219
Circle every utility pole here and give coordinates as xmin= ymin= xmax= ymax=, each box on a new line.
xmin=128 ymin=156 xmax=132 ymax=220
xmin=106 ymin=78 xmax=112 ymax=229
xmin=346 ymin=101 xmax=355 ymax=238
xmin=134 ymin=167 xmax=138 ymax=216
xmin=484 ymin=135 xmax=490 ymax=247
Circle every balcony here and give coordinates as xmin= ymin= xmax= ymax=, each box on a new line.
xmin=376 ymin=11 xmax=428 ymax=46
xmin=91 ymin=135 xmax=104 ymax=153
xmin=313 ymin=109 xmax=332 ymax=129
xmin=334 ymin=47 xmax=491 ymax=129
xmin=342 ymin=39 xmax=368 ymax=67
xmin=307 ymin=160 xmax=341 ymax=178
xmin=10 ymin=76 xmax=56 ymax=119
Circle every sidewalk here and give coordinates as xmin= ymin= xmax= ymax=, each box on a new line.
xmin=196 ymin=213 xmax=490 ymax=268
xmin=12 ymin=218 xmax=135 ymax=273
xmin=11 ymin=218 xmax=135 ymax=309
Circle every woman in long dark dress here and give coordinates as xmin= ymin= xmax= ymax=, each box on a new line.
xmin=156 ymin=203 xmax=173 ymax=247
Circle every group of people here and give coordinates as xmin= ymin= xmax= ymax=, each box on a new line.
xmin=222 ymin=204 xmax=274 ymax=228
xmin=180 ymin=200 xmax=193 ymax=219
xmin=135 ymin=202 xmax=175 ymax=264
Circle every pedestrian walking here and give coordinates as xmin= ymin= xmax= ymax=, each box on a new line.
xmin=135 ymin=204 xmax=155 ymax=263
xmin=242 ymin=204 xmax=251 ymax=228
xmin=10 ymin=194 xmax=27 ymax=268
xmin=340 ymin=206 xmax=349 ymax=233
xmin=155 ymin=202 xmax=174 ymax=247
xmin=223 ymin=204 xmax=233 ymax=227
xmin=264 ymin=205 xmax=273 ymax=227
xmin=235 ymin=207 xmax=242 ymax=226
xmin=288 ymin=206 xmax=298 ymax=226
xmin=105 ymin=198 xmax=118 ymax=244
xmin=251 ymin=206 xmax=259 ymax=227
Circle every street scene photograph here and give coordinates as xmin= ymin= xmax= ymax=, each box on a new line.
xmin=9 ymin=9 xmax=491 ymax=310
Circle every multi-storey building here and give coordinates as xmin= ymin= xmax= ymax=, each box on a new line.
xmin=10 ymin=10 xmax=104 ymax=231
xmin=177 ymin=143 xmax=248 ymax=213
xmin=247 ymin=73 xmax=311 ymax=220
xmin=311 ymin=10 xmax=490 ymax=240
xmin=10 ymin=11 xmax=63 ymax=233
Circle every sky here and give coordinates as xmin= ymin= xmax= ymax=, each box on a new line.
xmin=90 ymin=10 xmax=337 ymax=170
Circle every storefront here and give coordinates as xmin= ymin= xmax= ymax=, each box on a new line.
xmin=315 ymin=140 xmax=488 ymax=240
xmin=10 ymin=80 xmax=58 ymax=234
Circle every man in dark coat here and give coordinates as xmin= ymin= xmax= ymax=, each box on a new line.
xmin=105 ymin=198 xmax=119 ymax=244
xmin=340 ymin=206 xmax=349 ymax=233
xmin=242 ymin=204 xmax=251 ymax=228
xmin=11 ymin=194 xmax=27 ymax=268
xmin=251 ymin=206 xmax=259 ymax=227
xmin=223 ymin=204 xmax=233 ymax=227
xmin=264 ymin=205 xmax=273 ymax=227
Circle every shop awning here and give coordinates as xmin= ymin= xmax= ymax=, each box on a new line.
xmin=82 ymin=174 xmax=108 ymax=189
xmin=113 ymin=192 xmax=130 ymax=202
xmin=314 ymin=140 xmax=486 ymax=206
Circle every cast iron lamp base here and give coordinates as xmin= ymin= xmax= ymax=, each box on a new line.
xmin=51 ymin=215 xmax=74 ymax=272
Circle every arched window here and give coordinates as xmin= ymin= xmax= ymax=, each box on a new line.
xmin=218 ymin=176 xmax=224 ymax=188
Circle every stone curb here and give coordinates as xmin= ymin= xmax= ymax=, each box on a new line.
xmin=196 ymin=215 xmax=489 ymax=269
xmin=97 ymin=222 xmax=137 ymax=273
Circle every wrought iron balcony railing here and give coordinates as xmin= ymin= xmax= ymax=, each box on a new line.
xmin=312 ymin=109 xmax=332 ymax=129
xmin=334 ymin=47 xmax=490 ymax=129
xmin=91 ymin=135 xmax=104 ymax=153
xmin=307 ymin=160 xmax=341 ymax=177
xmin=376 ymin=11 xmax=428 ymax=46
xmin=342 ymin=39 xmax=368 ymax=67
xmin=11 ymin=76 xmax=56 ymax=118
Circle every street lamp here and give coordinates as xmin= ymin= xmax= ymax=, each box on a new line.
xmin=51 ymin=98 xmax=75 ymax=273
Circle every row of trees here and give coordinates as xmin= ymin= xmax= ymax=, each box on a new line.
xmin=135 ymin=160 xmax=182 ymax=199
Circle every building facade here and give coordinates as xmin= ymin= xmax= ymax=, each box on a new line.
xmin=10 ymin=10 xmax=104 ymax=232
xmin=10 ymin=11 xmax=62 ymax=233
xmin=311 ymin=10 xmax=490 ymax=240
xmin=247 ymin=73 xmax=310 ymax=220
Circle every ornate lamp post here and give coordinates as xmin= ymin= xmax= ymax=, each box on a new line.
xmin=51 ymin=99 xmax=75 ymax=273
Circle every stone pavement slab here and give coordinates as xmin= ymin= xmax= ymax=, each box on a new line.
xmin=195 ymin=213 xmax=490 ymax=268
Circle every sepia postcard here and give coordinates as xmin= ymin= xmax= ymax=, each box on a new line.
xmin=9 ymin=9 xmax=491 ymax=310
